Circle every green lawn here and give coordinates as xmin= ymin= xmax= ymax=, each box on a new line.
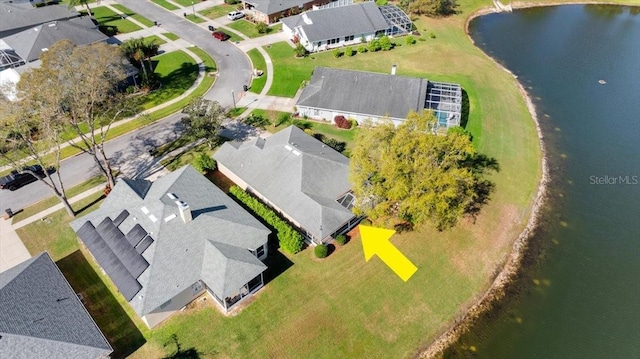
xmin=11 ymin=176 xmax=106 ymax=223
xmin=160 ymin=142 xmax=212 ymax=171
xmin=247 ymin=49 xmax=267 ymax=94
xmin=139 ymin=50 xmax=198 ymax=110
xmin=173 ymin=0 xmax=199 ymax=7
xmin=198 ymin=4 xmax=236 ymax=19
xmin=162 ymin=32 xmax=180 ymax=41
xmin=226 ymin=20 xmax=281 ymax=38
xmin=110 ymin=4 xmax=155 ymax=27
xmin=91 ymin=6 xmax=142 ymax=34
xmin=150 ymin=0 xmax=179 ymax=10
xmin=265 ymin=42 xmax=314 ymax=97
xmin=185 ymin=13 xmax=206 ymax=23
xmin=143 ymin=35 xmax=167 ymax=45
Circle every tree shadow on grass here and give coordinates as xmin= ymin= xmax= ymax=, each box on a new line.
xmin=74 ymin=194 xmax=106 ymax=215
xmin=460 ymin=89 xmax=471 ymax=129
xmin=141 ymin=62 xmax=199 ymax=108
xmin=57 ymin=250 xmax=145 ymax=358
xmin=163 ymin=334 xmax=216 ymax=359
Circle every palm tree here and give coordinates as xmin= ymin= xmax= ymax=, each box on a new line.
xmin=120 ymin=38 xmax=147 ymax=86
xmin=67 ymin=0 xmax=93 ymax=17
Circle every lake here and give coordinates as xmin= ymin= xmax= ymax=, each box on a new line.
xmin=452 ymin=5 xmax=640 ymax=358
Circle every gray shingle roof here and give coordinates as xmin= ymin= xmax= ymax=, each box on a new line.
xmin=3 ymin=16 xmax=107 ymax=63
xmin=297 ymin=66 xmax=429 ymax=121
xmin=244 ymin=0 xmax=309 ymax=16
xmin=70 ymin=165 xmax=270 ymax=316
xmin=0 ymin=3 xmax=79 ymax=36
xmin=214 ymin=126 xmax=355 ymax=240
xmin=281 ymin=2 xmax=389 ymax=43
xmin=0 ymin=252 xmax=113 ymax=359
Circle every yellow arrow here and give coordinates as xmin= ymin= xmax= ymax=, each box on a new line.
xmin=359 ymin=225 xmax=418 ymax=282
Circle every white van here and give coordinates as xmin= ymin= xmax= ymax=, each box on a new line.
xmin=227 ymin=11 xmax=244 ymax=20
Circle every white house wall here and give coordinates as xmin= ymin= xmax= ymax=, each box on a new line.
xmin=297 ymin=105 xmax=405 ymax=126
xmin=283 ymin=23 xmax=379 ymax=53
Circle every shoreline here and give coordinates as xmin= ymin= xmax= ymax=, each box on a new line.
xmin=416 ymin=5 xmax=554 ymax=358
xmin=418 ymin=2 xmax=637 ymax=357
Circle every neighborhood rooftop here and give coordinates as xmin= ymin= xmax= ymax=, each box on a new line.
xmin=281 ymin=1 xmax=389 ymax=43
xmin=1 ymin=16 xmax=107 ymax=63
xmin=70 ymin=166 xmax=270 ymax=324
xmin=0 ymin=252 xmax=113 ymax=359
xmin=243 ymin=0 xmax=311 ymax=17
xmin=296 ymin=66 xmax=462 ymax=128
xmin=214 ymin=126 xmax=357 ymax=242
xmin=0 ymin=3 xmax=79 ymax=38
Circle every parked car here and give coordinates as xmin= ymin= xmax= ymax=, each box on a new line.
xmin=227 ymin=10 xmax=244 ymax=20
xmin=212 ymin=31 xmax=230 ymax=41
xmin=0 ymin=165 xmax=46 ymax=191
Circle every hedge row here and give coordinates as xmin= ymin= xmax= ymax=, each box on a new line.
xmin=229 ymin=186 xmax=304 ymax=254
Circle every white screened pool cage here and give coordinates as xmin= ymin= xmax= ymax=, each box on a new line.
xmin=379 ymin=5 xmax=412 ymax=35
xmin=0 ymin=49 xmax=25 ymax=70
xmin=425 ymin=81 xmax=463 ymax=130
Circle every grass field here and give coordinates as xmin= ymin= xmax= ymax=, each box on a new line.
xmin=198 ymin=4 xmax=236 ymax=19
xmin=226 ymin=20 xmax=282 ymax=38
xmin=91 ymin=6 xmax=142 ymax=34
xmin=143 ymin=35 xmax=167 ymax=45
xmin=247 ymin=49 xmax=267 ymax=93
xmin=185 ymin=13 xmax=206 ymax=23
xmin=110 ymin=4 xmax=155 ymax=27
xmin=172 ymin=0 xmax=199 ymax=7
xmin=162 ymin=32 xmax=180 ymax=41
xmin=139 ymin=50 xmax=198 ymax=109
xmin=151 ymin=0 xmax=179 ymax=11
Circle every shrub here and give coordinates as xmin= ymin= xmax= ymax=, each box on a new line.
xmin=294 ymin=43 xmax=306 ymax=57
xmin=368 ymin=39 xmax=381 ymax=52
xmin=332 ymin=48 xmax=341 ymax=58
xmin=255 ymin=22 xmax=268 ymax=34
xmin=349 ymin=119 xmax=358 ymax=129
xmin=323 ymin=138 xmax=346 ymax=153
xmin=224 ymin=0 xmax=239 ymax=4
xmin=376 ymin=0 xmax=388 ymax=5
xmin=345 ymin=47 xmax=355 ymax=57
xmin=380 ymin=36 xmax=392 ymax=51
xmin=360 ymin=218 xmax=372 ymax=226
xmin=245 ymin=113 xmax=270 ymax=128
xmin=334 ymin=234 xmax=347 ymax=245
xmin=357 ymin=45 xmax=367 ymax=53
xmin=405 ymin=35 xmax=416 ymax=45
xmin=314 ymin=244 xmax=328 ymax=258
xmin=334 ymin=115 xmax=350 ymax=129
xmin=276 ymin=113 xmax=291 ymax=126
xmin=229 ymin=186 xmax=304 ymax=254
xmin=429 ymin=32 xmax=436 ymax=39
xmin=192 ymin=153 xmax=216 ymax=173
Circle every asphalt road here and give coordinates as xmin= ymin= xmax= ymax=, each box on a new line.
xmin=0 ymin=0 xmax=253 ymax=212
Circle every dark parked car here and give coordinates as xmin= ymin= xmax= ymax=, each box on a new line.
xmin=212 ymin=31 xmax=230 ymax=41
xmin=0 ymin=165 xmax=46 ymax=191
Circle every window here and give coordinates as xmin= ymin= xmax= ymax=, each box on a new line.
xmin=344 ymin=35 xmax=354 ymax=42
xmin=317 ymin=41 xmax=322 ymax=48
xmin=328 ymin=38 xmax=340 ymax=45
xmin=256 ymin=245 xmax=265 ymax=258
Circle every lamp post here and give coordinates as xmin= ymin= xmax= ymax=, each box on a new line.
xmin=191 ymin=1 xmax=195 ymax=16
xmin=231 ymin=90 xmax=236 ymax=110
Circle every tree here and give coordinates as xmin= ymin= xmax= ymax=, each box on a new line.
xmin=0 ymin=97 xmax=75 ymax=216
xmin=18 ymin=40 xmax=131 ymax=189
xmin=255 ymin=22 xmax=268 ymax=34
xmin=379 ymin=36 xmax=393 ymax=51
xmin=349 ymin=111 xmax=497 ymax=230
xmin=294 ymin=43 xmax=307 ymax=57
xmin=403 ymin=0 xmax=457 ymax=16
xmin=121 ymin=38 xmax=159 ymax=88
xmin=67 ymin=0 xmax=93 ymax=16
xmin=180 ymin=98 xmax=225 ymax=149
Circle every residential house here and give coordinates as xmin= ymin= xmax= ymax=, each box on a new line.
xmin=1 ymin=16 xmax=107 ymax=64
xmin=70 ymin=165 xmax=271 ymax=328
xmin=214 ymin=125 xmax=358 ymax=244
xmin=296 ymin=66 xmax=463 ymax=129
xmin=0 ymin=2 xmax=78 ymax=38
xmin=242 ymin=0 xmax=331 ymax=24
xmin=0 ymin=252 xmax=113 ymax=359
xmin=281 ymin=2 xmax=411 ymax=52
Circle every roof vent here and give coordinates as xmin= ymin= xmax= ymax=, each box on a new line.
xmin=167 ymin=193 xmax=178 ymax=200
xmin=284 ymin=144 xmax=293 ymax=151
xmin=176 ymin=200 xmax=192 ymax=223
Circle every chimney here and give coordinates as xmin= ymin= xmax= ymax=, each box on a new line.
xmin=391 ymin=64 xmax=397 ymax=75
xmin=176 ymin=200 xmax=192 ymax=223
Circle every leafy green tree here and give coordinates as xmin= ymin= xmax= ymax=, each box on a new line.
xmin=294 ymin=43 xmax=307 ymax=57
xmin=349 ymin=112 xmax=497 ymax=230
xmin=403 ymin=0 xmax=458 ymax=16
xmin=67 ymin=0 xmax=93 ymax=16
xmin=192 ymin=153 xmax=216 ymax=173
xmin=181 ymin=98 xmax=225 ymax=149
xmin=244 ymin=113 xmax=270 ymax=128
xmin=368 ymin=39 xmax=381 ymax=52
xmin=379 ymin=36 xmax=392 ymax=51
xmin=255 ymin=22 xmax=268 ymax=34
xmin=121 ymin=38 xmax=159 ymax=87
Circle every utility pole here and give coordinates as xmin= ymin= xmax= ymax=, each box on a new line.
xmin=231 ymin=90 xmax=236 ymax=110
xmin=192 ymin=1 xmax=195 ymax=16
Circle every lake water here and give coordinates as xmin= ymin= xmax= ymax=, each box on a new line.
xmin=455 ymin=5 xmax=640 ymax=358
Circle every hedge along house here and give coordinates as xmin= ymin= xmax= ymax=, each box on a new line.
xmin=214 ymin=126 xmax=358 ymax=245
xmin=241 ymin=0 xmax=331 ymax=24
xmin=281 ymin=2 xmax=411 ymax=53
xmin=296 ymin=66 xmax=463 ymax=130
xmin=70 ymin=166 xmax=271 ymax=328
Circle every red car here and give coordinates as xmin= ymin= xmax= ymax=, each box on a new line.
xmin=212 ymin=31 xmax=230 ymax=41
